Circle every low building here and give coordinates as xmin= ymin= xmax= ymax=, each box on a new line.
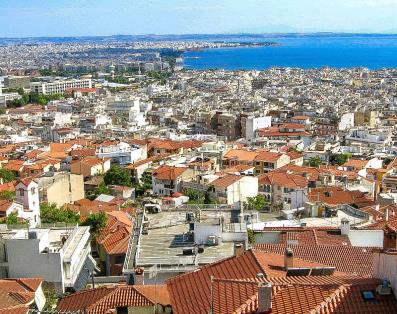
xmin=209 ymin=174 xmax=258 ymax=208
xmin=30 ymin=79 xmax=92 ymax=95
xmin=71 ymin=157 xmax=111 ymax=178
xmin=152 ymin=165 xmax=190 ymax=196
xmin=95 ymin=211 xmax=133 ymax=276
xmin=96 ymin=142 xmax=147 ymax=166
xmin=0 ymin=226 xmax=95 ymax=293
xmin=36 ymin=172 xmax=85 ymax=207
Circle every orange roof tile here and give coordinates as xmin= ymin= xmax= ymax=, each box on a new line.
xmin=152 ymin=165 xmax=187 ymax=180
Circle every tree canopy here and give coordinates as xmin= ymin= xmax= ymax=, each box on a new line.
xmin=40 ymin=203 xmax=80 ymax=224
xmin=104 ymin=165 xmax=132 ymax=187
xmin=306 ymin=156 xmax=322 ymax=168
xmin=0 ymin=168 xmax=16 ymax=183
xmin=330 ymin=153 xmax=352 ymax=166
xmin=82 ymin=212 xmax=107 ymax=236
xmin=245 ymin=195 xmax=268 ymax=211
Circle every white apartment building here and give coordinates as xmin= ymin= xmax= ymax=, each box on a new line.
xmin=1 ymin=226 xmax=95 ymax=293
xmin=30 ymin=79 xmax=92 ymax=95
xmin=96 ymin=141 xmax=147 ymax=165
xmin=106 ymin=97 xmax=140 ymax=113
xmin=244 ymin=116 xmax=272 ymax=140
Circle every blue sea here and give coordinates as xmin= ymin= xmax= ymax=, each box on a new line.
xmin=183 ymin=34 xmax=397 ymax=70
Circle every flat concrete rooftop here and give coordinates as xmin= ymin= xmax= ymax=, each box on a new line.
xmin=135 ymin=209 xmax=238 ymax=271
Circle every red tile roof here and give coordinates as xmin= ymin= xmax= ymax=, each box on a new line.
xmin=254 ymin=244 xmax=374 ymax=277
xmin=57 ymin=285 xmax=170 ymax=313
xmin=308 ymin=187 xmax=372 ymax=208
xmin=96 ymin=211 xmax=133 ymax=255
xmin=0 ymin=278 xmax=42 ymax=312
xmin=166 ymin=250 xmax=332 ymax=314
xmin=152 ymin=165 xmax=187 ymax=180
xmin=210 ymin=174 xmax=242 ymax=189
xmin=259 ymin=172 xmax=308 ymax=189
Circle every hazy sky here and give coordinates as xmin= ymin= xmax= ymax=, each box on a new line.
xmin=1 ymin=0 xmax=397 ymax=37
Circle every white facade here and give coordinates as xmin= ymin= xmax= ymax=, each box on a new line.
xmin=96 ymin=141 xmax=147 ymax=165
xmin=106 ymin=97 xmax=140 ymax=113
xmin=245 ymin=116 xmax=272 ymax=140
xmin=30 ymin=79 xmax=92 ymax=95
xmin=15 ymin=180 xmax=40 ymax=227
xmin=5 ymin=226 xmax=94 ymax=293
xmin=339 ymin=112 xmax=355 ymax=131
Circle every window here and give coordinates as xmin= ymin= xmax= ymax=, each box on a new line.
xmin=19 ymin=189 xmax=24 ymax=197
xmin=31 ymin=187 xmax=36 ymax=194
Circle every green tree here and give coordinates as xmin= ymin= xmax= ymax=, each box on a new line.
xmin=40 ymin=203 xmax=80 ymax=224
xmin=245 ymin=195 xmax=268 ymax=211
xmin=247 ymin=228 xmax=256 ymax=245
xmin=5 ymin=212 xmax=18 ymax=225
xmin=141 ymin=171 xmax=152 ymax=191
xmin=104 ymin=166 xmax=132 ymax=187
xmin=306 ymin=156 xmax=322 ymax=167
xmin=88 ymin=182 xmax=111 ymax=200
xmin=82 ymin=212 xmax=107 ymax=236
xmin=0 ymin=168 xmax=16 ymax=183
xmin=204 ymin=191 xmax=215 ymax=205
xmin=0 ymin=190 xmax=16 ymax=200
xmin=331 ymin=153 xmax=352 ymax=166
xmin=3 ymin=212 xmax=27 ymax=226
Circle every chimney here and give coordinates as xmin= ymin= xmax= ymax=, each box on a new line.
xmin=234 ymin=243 xmax=245 ymax=257
xmin=385 ymin=209 xmax=389 ymax=222
xmin=284 ymin=248 xmax=294 ymax=269
xmin=134 ymin=267 xmax=144 ymax=285
xmin=340 ymin=218 xmax=350 ymax=235
xmin=257 ymin=282 xmax=272 ymax=313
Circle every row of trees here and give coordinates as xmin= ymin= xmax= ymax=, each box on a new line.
xmin=8 ymin=88 xmax=64 ymax=107
xmin=184 ymin=188 xmax=215 ymax=205
xmin=305 ymin=153 xmax=353 ymax=167
xmin=40 ymin=203 xmax=107 ymax=236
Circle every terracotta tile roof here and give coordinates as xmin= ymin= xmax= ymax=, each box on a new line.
xmin=166 ymin=250 xmax=331 ymax=314
xmin=254 ymin=244 xmax=374 ymax=277
xmin=134 ymin=285 xmax=171 ymax=305
xmin=0 ymin=306 xmax=28 ymax=314
xmin=259 ymin=172 xmax=308 ymax=189
xmin=125 ymin=154 xmax=170 ymax=169
xmin=65 ymin=198 xmax=121 ymax=218
xmin=0 ymin=278 xmax=42 ymax=312
xmin=0 ymin=181 xmax=16 ymax=193
xmin=23 ymin=149 xmax=47 ymax=160
xmin=210 ymin=174 xmax=241 ymax=189
xmin=285 ymin=150 xmax=304 ymax=160
xmin=254 ymin=151 xmax=284 ymax=162
xmin=0 ymin=200 xmax=13 ymax=213
xmin=223 ymin=149 xmax=259 ymax=162
xmin=257 ymin=127 xmax=310 ymax=138
xmin=292 ymin=115 xmax=310 ymax=120
xmin=308 ymin=187 xmax=372 ymax=208
xmin=70 ymin=148 xmax=96 ymax=158
xmin=260 ymin=227 xmax=351 ymax=246
xmin=57 ymin=285 xmax=170 ymax=313
xmin=96 ymin=211 xmax=133 ymax=255
xmin=223 ymin=165 xmax=255 ymax=174
xmin=4 ymin=160 xmax=24 ymax=172
xmin=49 ymin=142 xmax=73 ymax=153
xmin=212 ymin=276 xmax=396 ymax=314
xmin=343 ymin=159 xmax=368 ymax=170
xmin=152 ymin=165 xmax=187 ymax=180
xmin=272 ymin=164 xmax=321 ymax=182
xmin=79 ymin=157 xmax=108 ymax=167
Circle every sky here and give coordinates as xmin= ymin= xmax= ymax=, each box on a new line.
xmin=1 ymin=0 xmax=397 ymax=37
